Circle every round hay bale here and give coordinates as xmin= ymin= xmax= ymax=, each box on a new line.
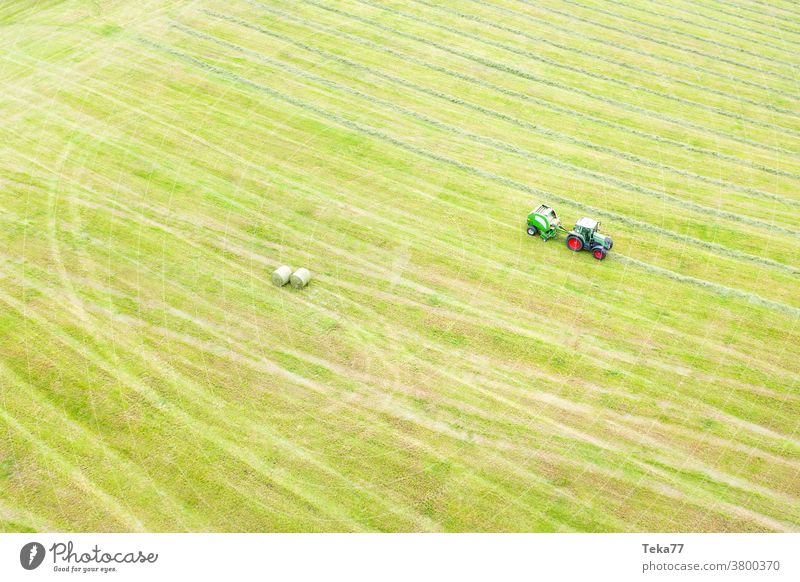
xmin=290 ymin=267 xmax=312 ymax=289
xmin=272 ymin=265 xmax=292 ymax=287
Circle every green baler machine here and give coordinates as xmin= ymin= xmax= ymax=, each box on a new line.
xmin=526 ymin=204 xmax=561 ymax=242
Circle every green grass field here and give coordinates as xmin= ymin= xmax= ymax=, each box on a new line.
xmin=1 ymin=0 xmax=798 ymax=532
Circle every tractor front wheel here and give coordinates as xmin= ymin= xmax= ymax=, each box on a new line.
xmin=592 ymin=247 xmax=607 ymax=260
xmin=566 ymin=236 xmax=582 ymax=252
xmin=526 ymin=226 xmax=539 ymax=236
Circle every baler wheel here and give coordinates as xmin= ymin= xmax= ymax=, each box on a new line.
xmin=566 ymin=236 xmax=582 ymax=251
xmin=527 ymin=226 xmax=538 ymax=236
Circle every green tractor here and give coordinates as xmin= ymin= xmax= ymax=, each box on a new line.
xmin=565 ymin=217 xmax=613 ymax=260
xmin=526 ymin=205 xmax=614 ymax=260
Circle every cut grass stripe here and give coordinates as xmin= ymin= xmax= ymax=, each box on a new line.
xmin=614 ymin=255 xmax=800 ymax=318
xmin=558 ymin=0 xmax=800 ymax=72
xmin=296 ymin=0 xmax=799 ymax=156
xmin=514 ymin=0 xmax=800 ymax=85
xmin=139 ymin=38 xmax=800 ymax=296
xmin=203 ymin=9 xmax=800 ymax=209
xmin=601 ymin=0 xmax=800 ymax=52
xmin=706 ymin=0 xmax=800 ymax=35
xmin=476 ymin=0 xmax=799 ymax=101
xmin=174 ymin=21 xmax=800 ymax=242
xmin=409 ymin=0 xmax=800 ymax=119
xmin=234 ymin=3 xmax=800 ymax=185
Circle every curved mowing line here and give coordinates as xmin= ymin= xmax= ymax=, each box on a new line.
xmin=202 ymin=10 xmax=800 ymax=209
xmin=139 ymin=38 xmax=800 ymax=298
xmin=475 ymin=0 xmax=799 ymax=103
xmin=0 ymin=363 xmax=198 ymax=529
xmin=0 ymin=290 xmax=374 ymax=531
xmin=0 ymin=408 xmax=147 ymax=532
xmin=233 ymin=3 xmax=800 ymax=186
xmin=408 ymin=0 xmax=800 ymax=120
xmin=602 ymin=0 xmax=800 ymax=53
xmin=514 ymin=0 xmax=800 ymax=85
xmin=296 ymin=0 xmax=799 ymax=156
xmin=174 ymin=22 xmax=800 ymax=241
xmin=6 ymin=227 xmax=572 ymax=530
xmin=558 ymin=0 xmax=800 ymax=72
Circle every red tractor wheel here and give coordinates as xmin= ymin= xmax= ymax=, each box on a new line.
xmin=592 ymin=247 xmax=607 ymax=260
xmin=566 ymin=236 xmax=582 ymax=252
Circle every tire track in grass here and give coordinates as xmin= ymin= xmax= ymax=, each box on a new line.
xmin=557 ymin=0 xmax=800 ymax=73
xmin=8 ymin=173 xmax=540 ymax=529
xmin=137 ymin=38 xmax=800 ymax=292
xmin=50 ymin=257 xmax=735 ymax=533
xmin=0 ymin=501 xmax=56 ymax=532
xmin=2 ymin=184 xmax=390 ymax=529
xmin=0 ymin=407 xmax=146 ymax=531
xmin=601 ymin=0 xmax=800 ymax=52
xmin=8 ymin=261 xmax=564 ymax=531
xmin=305 ymin=0 xmax=800 ymax=153
xmin=0 ymin=289 xmax=375 ymax=531
xmin=132 ymin=318 xmax=581 ymax=531
xmin=475 ymin=0 xmax=800 ymax=102
xmin=203 ymin=10 xmax=800 ymax=204
xmin=407 ymin=0 xmax=800 ymax=119
xmin=512 ymin=0 xmax=800 ymax=85
xmin=0 ymin=362 xmax=201 ymax=530
xmin=231 ymin=3 xmax=800 ymax=190
xmin=191 ymin=16 xmax=800 ymax=218
xmin=173 ymin=22 xmax=800 ymax=240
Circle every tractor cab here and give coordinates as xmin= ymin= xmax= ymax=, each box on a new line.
xmin=573 ymin=217 xmax=599 ymax=240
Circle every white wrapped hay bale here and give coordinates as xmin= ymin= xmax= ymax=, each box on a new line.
xmin=290 ymin=268 xmax=312 ymax=289
xmin=272 ymin=265 xmax=292 ymax=287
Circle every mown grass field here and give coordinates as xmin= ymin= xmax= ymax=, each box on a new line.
xmin=1 ymin=0 xmax=798 ymax=532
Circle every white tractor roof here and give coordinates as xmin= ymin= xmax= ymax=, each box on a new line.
xmin=576 ymin=217 xmax=598 ymax=230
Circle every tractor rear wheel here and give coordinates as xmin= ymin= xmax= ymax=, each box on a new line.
xmin=566 ymin=235 xmax=582 ymax=252
xmin=592 ymin=247 xmax=607 ymax=260
xmin=526 ymin=226 xmax=538 ymax=236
